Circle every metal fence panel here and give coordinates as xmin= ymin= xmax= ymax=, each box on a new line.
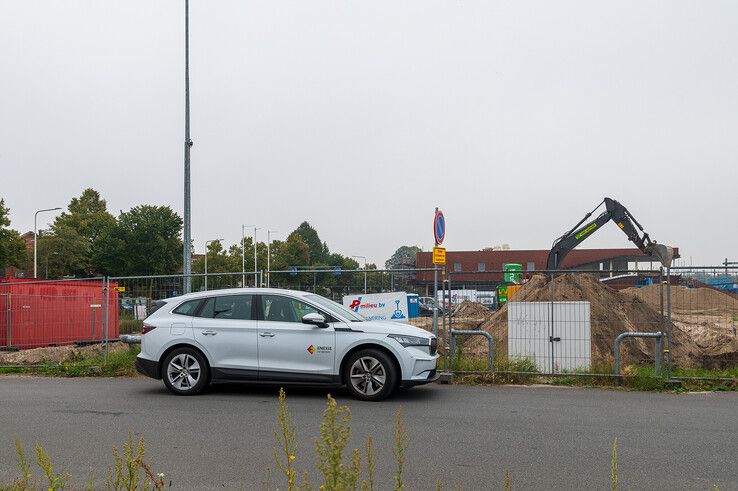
xmin=0 ymin=278 xmax=113 ymax=365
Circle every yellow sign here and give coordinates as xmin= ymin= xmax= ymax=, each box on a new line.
xmin=115 ymin=286 xmax=126 ymax=293
xmin=432 ymin=247 xmax=446 ymax=265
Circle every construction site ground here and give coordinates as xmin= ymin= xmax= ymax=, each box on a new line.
xmin=411 ymin=273 xmax=738 ymax=370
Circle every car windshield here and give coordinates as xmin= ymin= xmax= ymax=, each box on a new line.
xmin=305 ymin=294 xmax=366 ymax=322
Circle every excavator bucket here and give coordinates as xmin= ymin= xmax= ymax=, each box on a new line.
xmin=646 ymin=244 xmax=674 ymax=268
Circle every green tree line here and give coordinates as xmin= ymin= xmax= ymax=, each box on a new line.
xmin=0 ymin=190 xmax=420 ymax=286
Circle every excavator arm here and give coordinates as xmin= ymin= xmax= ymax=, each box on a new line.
xmin=546 ymin=197 xmax=674 ymax=270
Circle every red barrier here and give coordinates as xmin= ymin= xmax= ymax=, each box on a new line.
xmin=0 ymin=278 xmax=119 ymax=349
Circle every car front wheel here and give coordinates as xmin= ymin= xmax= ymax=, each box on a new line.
xmin=344 ymin=349 xmax=397 ymax=401
xmin=162 ymin=348 xmax=209 ymax=395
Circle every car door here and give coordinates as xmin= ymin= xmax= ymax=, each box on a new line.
xmin=257 ymin=294 xmax=336 ymax=383
xmin=192 ymin=294 xmax=258 ymax=380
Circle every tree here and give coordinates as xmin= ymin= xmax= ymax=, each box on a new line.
xmin=93 ymin=205 xmax=183 ymax=276
xmin=0 ymin=199 xmax=27 ymax=272
xmin=29 ymin=189 xmax=118 ymax=276
xmin=385 ymin=245 xmax=422 ymax=270
xmin=294 ymin=221 xmax=328 ymax=265
xmin=272 ymin=232 xmax=310 ymax=270
xmin=36 ymin=226 xmax=90 ymax=278
xmin=52 ymin=188 xmax=115 ymax=243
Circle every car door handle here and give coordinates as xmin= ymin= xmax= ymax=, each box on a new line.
xmin=259 ymin=332 xmax=275 ymax=338
xmin=202 ymin=330 xmax=217 ymax=336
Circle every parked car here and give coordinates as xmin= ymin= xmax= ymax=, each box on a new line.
xmin=136 ymin=288 xmax=439 ymax=401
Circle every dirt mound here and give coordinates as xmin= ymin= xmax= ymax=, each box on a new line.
xmin=453 ymin=301 xmax=492 ymax=319
xmin=625 ymin=285 xmax=738 ymax=364
xmin=0 ymin=342 xmax=129 ymax=365
xmin=625 ymin=284 xmax=738 ymax=314
xmin=469 ymin=274 xmax=703 ymax=368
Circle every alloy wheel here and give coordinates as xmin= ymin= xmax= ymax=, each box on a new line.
xmin=167 ymin=353 xmax=201 ymax=391
xmin=349 ymin=356 xmax=386 ymax=396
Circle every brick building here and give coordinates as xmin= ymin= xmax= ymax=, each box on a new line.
xmin=415 ymin=247 xmax=680 ymax=286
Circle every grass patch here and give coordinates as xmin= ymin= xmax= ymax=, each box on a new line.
xmin=0 ymin=345 xmax=140 ymax=377
xmin=119 ymin=319 xmax=143 ymax=335
xmin=441 ymin=351 xmax=737 ymax=391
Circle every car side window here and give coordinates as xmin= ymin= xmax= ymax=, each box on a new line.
xmin=198 ymin=295 xmax=253 ymax=320
xmin=261 ymin=295 xmax=333 ymax=323
xmin=172 ymin=299 xmax=201 ymax=316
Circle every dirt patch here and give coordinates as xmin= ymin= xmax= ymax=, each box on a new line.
xmin=468 ymin=274 xmax=705 ymax=368
xmin=452 ymin=301 xmax=492 ymax=320
xmin=625 ymin=285 xmax=738 ymax=366
xmin=0 ymin=342 xmax=129 ymax=365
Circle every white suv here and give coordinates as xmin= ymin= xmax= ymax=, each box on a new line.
xmin=136 ymin=288 xmax=439 ymax=401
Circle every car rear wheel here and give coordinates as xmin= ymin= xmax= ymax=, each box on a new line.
xmin=162 ymin=348 xmax=209 ymax=395
xmin=344 ymin=349 xmax=397 ymax=401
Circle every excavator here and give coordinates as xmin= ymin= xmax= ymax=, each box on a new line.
xmin=546 ymin=197 xmax=675 ymax=270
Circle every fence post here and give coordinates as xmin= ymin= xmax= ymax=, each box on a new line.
xmin=103 ymin=277 xmax=109 ymax=362
xmin=447 ymin=272 xmax=452 ymax=333
xmin=432 ymin=265 xmax=438 ymax=339
xmin=4 ymin=293 xmax=10 ymax=349
xmin=442 ymin=277 xmax=448 ymax=372
xmin=658 ymin=267 xmax=664 ymax=376
xmin=666 ymin=267 xmax=672 ymax=379
xmin=549 ymin=271 xmax=556 ymax=374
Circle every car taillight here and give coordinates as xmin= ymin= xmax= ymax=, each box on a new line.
xmin=142 ymin=324 xmax=156 ymax=334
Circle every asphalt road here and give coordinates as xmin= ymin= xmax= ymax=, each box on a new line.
xmin=0 ymin=378 xmax=735 ymax=490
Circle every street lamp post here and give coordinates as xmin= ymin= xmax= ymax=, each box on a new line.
xmin=352 ymin=255 xmax=367 ymax=293
xmin=204 ymin=238 xmax=223 ymax=291
xmin=241 ymin=224 xmax=254 ymax=287
xmin=253 ymin=226 xmax=261 ymax=287
xmin=33 ymin=207 xmax=61 ymax=278
xmin=182 ymin=0 xmax=194 ymax=294
xmin=267 ymin=230 xmax=278 ymax=288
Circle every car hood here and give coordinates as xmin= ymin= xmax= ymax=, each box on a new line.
xmin=350 ymin=320 xmax=434 ymax=338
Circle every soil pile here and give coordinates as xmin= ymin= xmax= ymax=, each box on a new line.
xmin=625 ymin=285 xmax=738 ymax=367
xmin=0 ymin=342 xmax=129 ymax=365
xmin=453 ymin=301 xmax=492 ymax=320
xmin=468 ymin=274 xmax=702 ymax=367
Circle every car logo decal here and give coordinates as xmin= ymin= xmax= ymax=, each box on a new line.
xmin=307 ymin=345 xmax=315 ymax=355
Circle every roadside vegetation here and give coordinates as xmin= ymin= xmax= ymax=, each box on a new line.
xmin=441 ymin=351 xmax=738 ymax=391
xmin=0 ymin=345 xmax=139 ymax=377
xmin=3 ymin=389 xmax=725 ymax=490
xmin=1 ymin=343 xmax=735 ymax=391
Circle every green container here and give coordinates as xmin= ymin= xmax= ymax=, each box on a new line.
xmin=497 ymin=284 xmax=508 ymax=306
xmin=503 ymin=263 xmax=523 ymax=284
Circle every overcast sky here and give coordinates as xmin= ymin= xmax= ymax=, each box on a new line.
xmin=2 ymin=1 xmax=736 ymax=266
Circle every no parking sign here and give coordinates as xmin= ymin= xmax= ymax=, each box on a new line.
xmin=434 ymin=209 xmax=445 ymax=246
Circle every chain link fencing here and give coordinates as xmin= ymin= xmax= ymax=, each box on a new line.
xmin=2 ymin=265 xmax=735 ymax=382
xmin=0 ymin=277 xmax=113 ymax=367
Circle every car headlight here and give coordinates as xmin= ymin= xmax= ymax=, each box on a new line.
xmin=387 ymin=334 xmax=430 ymax=347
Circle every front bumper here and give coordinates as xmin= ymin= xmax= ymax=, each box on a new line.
xmin=136 ymin=356 xmax=161 ymax=379
xmin=401 ymin=369 xmax=440 ymax=388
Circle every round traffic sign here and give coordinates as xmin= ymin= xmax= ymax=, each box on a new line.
xmin=434 ymin=210 xmax=445 ymax=245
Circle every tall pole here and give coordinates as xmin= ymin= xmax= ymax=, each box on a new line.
xmin=241 ymin=224 xmax=254 ymax=287
xmin=33 ymin=207 xmax=61 ymax=279
xmin=182 ymin=0 xmax=193 ymax=294
xmin=267 ymin=230 xmax=278 ymax=288
xmin=241 ymin=225 xmax=245 ymax=287
xmin=432 ymin=207 xmax=439 ymax=340
xmin=253 ymin=226 xmax=260 ymax=287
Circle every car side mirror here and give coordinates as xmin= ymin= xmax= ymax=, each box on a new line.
xmin=302 ymin=312 xmax=328 ymax=328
